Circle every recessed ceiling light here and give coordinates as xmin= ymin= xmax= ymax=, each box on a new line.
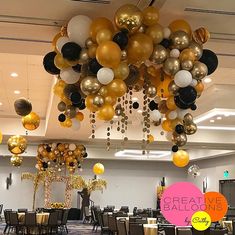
xmin=204 ymin=77 xmax=212 ymax=83
xmin=217 ymin=116 xmax=222 ymax=120
xmin=14 ymin=90 xmax=20 ymax=94
xmin=210 ymin=119 xmax=215 ymax=123
xmin=224 ymin=114 xmax=230 ymax=117
xmin=132 ymin=97 xmax=138 ymax=101
xmin=10 ymin=72 xmax=18 ymax=78
xmin=0 ymin=102 xmax=2 ymax=106
xmin=137 ymin=109 xmax=142 ymax=113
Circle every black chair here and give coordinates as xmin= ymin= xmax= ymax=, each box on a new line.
xmin=210 ymin=228 xmax=229 ymax=235
xmin=104 ymin=207 xmax=114 ymax=213
xmin=97 ymin=211 xmax=110 ymax=234
xmin=117 ymin=220 xmax=127 ymax=235
xmin=3 ymin=209 xmax=12 ymax=234
xmin=92 ymin=207 xmax=100 ymax=232
xmin=114 ymin=211 xmax=128 ymax=217
xmin=0 ymin=204 xmax=3 ymax=221
xmin=8 ymin=211 xmax=23 ymax=235
xmin=133 ymin=207 xmax=137 ymax=216
xmin=129 ymin=223 xmax=144 ymax=235
xmin=108 ymin=214 xmax=118 ymax=234
xmin=24 ymin=211 xmax=39 ymax=235
xmin=136 ymin=218 xmax=147 ymax=224
xmin=120 ymin=206 xmax=129 ymax=213
xmin=42 ymin=211 xmax=59 ymax=234
xmin=18 ymin=208 xmax=28 ymax=213
xmin=59 ymin=209 xmax=69 ymax=234
xmin=159 ymin=224 xmax=176 ymax=235
xmin=176 ymin=227 xmax=193 ymax=235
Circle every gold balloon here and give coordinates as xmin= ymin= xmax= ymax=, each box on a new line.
xmin=114 ymin=62 xmax=130 ymax=80
xmin=96 ymin=41 xmax=121 ymax=68
xmin=184 ymin=123 xmax=197 ymax=135
xmin=52 ymin=32 xmax=62 ymax=49
xmin=97 ymin=104 xmax=115 ymax=121
xmin=93 ymin=163 xmax=105 ymax=175
xmin=163 ymin=58 xmax=180 ymax=76
xmin=65 ymin=105 xmax=77 ymax=118
xmin=143 ymin=6 xmax=159 ymax=26
xmin=60 ymin=118 xmax=72 ymax=128
xmin=168 ymin=81 xmax=179 ymax=95
xmin=172 ymin=150 xmax=189 ymax=168
xmin=146 ymin=23 xmax=164 ymax=44
xmin=181 ymin=60 xmax=194 ymax=71
xmin=79 ymin=49 xmax=89 ymax=64
xmin=75 ymin=112 xmax=84 ymax=122
xmin=8 ymin=135 xmax=27 ymax=154
xmin=114 ymin=4 xmax=143 ymax=33
xmin=80 ymin=76 xmax=101 ymax=96
xmin=191 ymin=61 xmax=208 ymax=80
xmin=184 ymin=113 xmax=194 ymax=124
xmin=85 ymin=95 xmax=99 ymax=112
xmin=147 ymin=134 xmax=155 ymax=143
xmin=105 ymin=95 xmax=117 ymax=106
xmin=158 ymin=100 xmax=169 ymax=114
xmin=57 ymin=101 xmax=66 ymax=112
xmin=54 ymin=53 xmax=70 ymax=70
xmin=150 ymin=45 xmax=168 ymax=64
xmin=53 ymin=80 xmax=66 ymax=97
xmin=22 ymin=112 xmax=40 ymax=131
xmin=188 ymin=41 xmax=203 ymax=60
xmin=169 ymin=19 xmax=192 ymax=36
xmin=85 ymin=37 xmax=95 ymax=48
xmin=179 ymin=49 xmax=196 ymax=62
xmin=11 ymin=155 xmax=23 ymax=167
xmin=90 ymin=17 xmax=114 ymax=42
xmin=162 ymin=120 xmax=173 ymax=132
xmin=107 ymin=79 xmax=127 ymax=97
xmin=172 ymin=132 xmax=187 ymax=147
xmin=170 ymin=31 xmax=190 ymax=50
xmin=157 ymin=74 xmax=172 ymax=98
xmin=146 ymin=85 xmax=157 ymax=98
xmin=127 ymin=33 xmax=153 ymax=64
xmin=192 ymin=27 xmax=210 ymax=45
xmin=93 ymin=95 xmax=105 ymax=107
xmin=166 ymin=96 xmax=177 ymax=110
xmin=195 ymin=82 xmax=204 ymax=93
xmin=0 ymin=131 xmax=2 ymax=144
xmin=88 ymin=44 xmax=98 ymax=59
xmin=121 ymin=50 xmax=128 ymax=61
xmin=98 ymin=86 xmax=109 ymax=97
xmin=96 ymin=29 xmax=113 ymax=45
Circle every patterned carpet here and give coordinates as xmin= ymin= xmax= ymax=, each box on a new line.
xmin=0 ymin=221 xmax=99 ymax=235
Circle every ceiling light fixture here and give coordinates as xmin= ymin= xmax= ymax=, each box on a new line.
xmin=0 ymin=102 xmax=2 ymax=106
xmin=198 ymin=126 xmax=235 ymax=131
xmin=210 ymin=120 xmax=215 ymax=123
xmin=216 ymin=116 xmax=222 ymax=120
xmin=14 ymin=90 xmax=20 ymax=94
xmin=115 ymin=150 xmax=171 ymax=159
xmin=204 ymin=77 xmax=212 ymax=83
xmin=10 ymin=72 xmax=18 ymax=78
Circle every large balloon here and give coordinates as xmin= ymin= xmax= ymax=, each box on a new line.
xmin=22 ymin=112 xmax=40 ymax=131
xmin=199 ymin=49 xmax=218 ymax=75
xmin=67 ymin=15 xmax=92 ymax=46
xmin=142 ymin=6 xmax=159 ymax=26
xmin=178 ymin=86 xmax=197 ymax=105
xmin=61 ymin=42 xmax=81 ymax=61
xmin=8 ymin=135 xmax=27 ymax=154
xmin=107 ymin=79 xmax=127 ymax=97
xmin=146 ymin=24 xmax=164 ymax=44
xmin=43 ymin=51 xmax=60 ymax=75
xmin=60 ymin=68 xmax=80 ymax=84
xmin=170 ymin=31 xmax=190 ymax=50
xmin=172 ymin=150 xmax=189 ymax=167
xmin=80 ymin=76 xmax=101 ymax=96
xmin=191 ymin=61 xmax=208 ymax=80
xmin=97 ymin=104 xmax=115 ymax=121
xmin=14 ymin=98 xmax=32 ymax=116
xmin=127 ymin=33 xmax=153 ymax=64
xmin=96 ymin=41 xmax=121 ymax=68
xmin=169 ymin=19 xmax=192 ymax=35
xmin=163 ymin=58 xmax=180 ymax=76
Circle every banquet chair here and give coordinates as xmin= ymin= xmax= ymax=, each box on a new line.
xmin=133 ymin=207 xmax=137 ymax=216
xmin=3 ymin=209 xmax=12 ymax=234
xmin=92 ymin=207 xmax=100 ymax=232
xmin=0 ymin=204 xmax=3 ymax=221
xmin=97 ymin=212 xmax=110 ymax=234
xmin=129 ymin=223 xmax=144 ymax=235
xmin=114 ymin=211 xmax=127 ymax=217
xmin=232 ymin=221 xmax=235 ymax=235
xmin=42 ymin=211 xmax=59 ymax=235
xmin=8 ymin=211 xmax=24 ymax=235
xmin=159 ymin=224 xmax=176 ymax=235
xmin=129 ymin=216 xmax=142 ymax=223
xmin=18 ymin=208 xmax=28 ymax=213
xmin=176 ymin=227 xmax=193 ymax=235
xmin=83 ymin=206 xmax=92 ymax=224
xmin=103 ymin=213 xmax=109 ymax=227
xmin=59 ymin=209 xmax=69 ymax=234
xmin=120 ymin=206 xmax=129 ymax=213
xmin=108 ymin=214 xmax=118 ymax=234
xmin=192 ymin=227 xmax=210 ymax=235
xmin=210 ymin=228 xmax=229 ymax=235
xmin=117 ymin=220 xmax=127 ymax=235
xmin=136 ymin=218 xmax=147 ymax=224
xmin=24 ymin=211 xmax=39 ymax=235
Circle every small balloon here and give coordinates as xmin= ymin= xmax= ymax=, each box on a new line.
xmin=191 ymin=61 xmax=208 ymax=80
xmin=93 ymin=95 xmax=105 ymax=107
xmin=170 ymin=31 xmax=190 ymax=50
xmin=188 ymin=41 xmax=203 ymax=60
xmin=96 ymin=28 xmax=113 ymax=45
xmin=173 ymin=149 xmax=189 ymax=167
xmin=88 ymin=58 xmax=103 ymax=74
xmin=192 ymin=27 xmax=210 ymax=45
xmin=93 ymin=163 xmax=105 ymax=175
xmin=107 ymin=79 xmax=127 ymax=97
xmin=169 ymin=19 xmax=192 ymax=35
xmin=150 ymin=45 xmax=168 ymax=64
xmin=97 ymin=104 xmax=115 ymax=121
xmin=146 ymin=85 xmax=157 ymax=98
xmin=65 ymin=105 xmax=77 ymax=119
xmin=172 ymin=132 xmax=187 ymax=147
xmin=188 ymin=165 xmax=200 ymax=177
xmin=184 ymin=123 xmax=197 ymax=135
xmin=199 ymin=49 xmax=218 ymax=75
xmin=113 ymin=31 xmax=128 ymax=50
xmin=146 ymin=23 xmax=164 ymax=44
xmin=113 ymin=62 xmax=130 ymax=80
xmin=97 ymin=68 xmax=114 ymax=85
xmin=43 ymin=51 xmax=60 ymax=75
xmin=8 ymin=135 xmax=27 ymax=154
xmin=163 ymin=58 xmax=180 ymax=76
xmin=61 ymin=42 xmax=82 ymax=61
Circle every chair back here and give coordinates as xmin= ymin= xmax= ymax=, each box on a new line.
xmin=0 ymin=204 xmax=3 ymax=214
xmin=210 ymin=228 xmax=229 ymax=235
xmin=108 ymin=214 xmax=117 ymax=232
xmin=129 ymin=223 xmax=144 ymax=235
xmin=120 ymin=206 xmax=129 ymax=213
xmin=18 ymin=208 xmax=28 ymax=213
xmin=25 ymin=212 xmax=36 ymax=226
xmin=160 ymin=224 xmax=176 ymax=235
xmin=136 ymin=218 xmax=147 ymax=224
xmin=4 ymin=209 xmax=12 ymax=224
xmin=48 ymin=211 xmax=58 ymax=226
xmin=97 ymin=211 xmax=103 ymax=228
xmin=115 ymin=211 xmax=128 ymax=217
xmin=117 ymin=220 xmax=127 ymax=235
xmin=102 ymin=212 xmax=109 ymax=227
xmin=55 ymin=209 xmax=63 ymax=222
xmin=177 ymin=227 xmax=193 ymax=235
xmin=9 ymin=211 xmax=19 ymax=226
xmin=61 ymin=209 xmax=69 ymax=225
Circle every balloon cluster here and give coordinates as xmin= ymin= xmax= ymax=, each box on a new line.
xmin=43 ymin=4 xmax=218 ymax=156
xmin=8 ymin=135 xmax=27 ymax=167
xmin=14 ymin=98 xmax=40 ymax=131
xmin=36 ymin=143 xmax=87 ymax=173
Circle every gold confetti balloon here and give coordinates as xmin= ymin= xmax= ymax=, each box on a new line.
xmin=192 ymin=27 xmax=210 ymax=45
xmin=10 ymin=155 xmax=23 ymax=167
xmin=8 ymin=135 xmax=27 ymax=154
xmin=22 ymin=112 xmax=40 ymax=131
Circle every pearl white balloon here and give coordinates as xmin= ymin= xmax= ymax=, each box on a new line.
xmin=72 ymin=119 xmax=81 ymax=131
xmin=168 ymin=111 xmax=177 ymax=120
xmin=56 ymin=37 xmax=70 ymax=53
xmin=190 ymin=79 xmax=198 ymax=87
xmin=60 ymin=68 xmax=80 ymax=84
xmin=174 ymin=70 xmax=192 ymax=88
xmin=150 ymin=110 xmax=161 ymax=122
xmin=163 ymin=27 xmax=171 ymax=39
xmin=67 ymin=15 xmax=92 ymax=46
xmin=177 ymin=109 xmax=189 ymax=119
xmin=97 ymin=68 xmax=114 ymax=85
xmin=170 ymin=49 xmax=180 ymax=58
xmin=69 ymin=143 xmax=76 ymax=151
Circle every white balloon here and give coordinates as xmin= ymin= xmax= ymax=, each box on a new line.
xmin=163 ymin=27 xmax=171 ymax=39
xmin=177 ymin=109 xmax=189 ymax=119
xmin=72 ymin=119 xmax=81 ymax=131
xmin=150 ymin=110 xmax=161 ymax=122
xmin=97 ymin=68 xmax=114 ymax=85
xmin=170 ymin=49 xmax=180 ymax=58
xmin=56 ymin=37 xmax=70 ymax=53
xmin=190 ymin=79 xmax=198 ymax=87
xmin=60 ymin=68 xmax=80 ymax=84
xmin=69 ymin=143 xmax=76 ymax=151
xmin=168 ymin=111 xmax=177 ymax=120
xmin=174 ymin=70 xmax=192 ymax=88
xmin=67 ymin=15 xmax=92 ymax=46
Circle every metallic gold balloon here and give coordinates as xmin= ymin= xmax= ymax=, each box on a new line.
xmin=147 ymin=134 xmax=155 ymax=143
xmin=150 ymin=45 xmax=168 ymax=64
xmin=163 ymin=58 xmax=180 ymax=75
xmin=98 ymin=86 xmax=109 ymax=97
xmin=184 ymin=123 xmax=197 ymax=135
xmin=93 ymin=163 xmax=105 ymax=175
xmin=114 ymin=62 xmax=130 ymax=80
xmin=80 ymin=76 xmax=101 ymax=95
xmin=184 ymin=113 xmax=194 ymax=124
xmin=146 ymin=23 xmax=164 ymax=44
xmin=157 ymin=74 xmax=172 ymax=98
xmin=192 ymin=27 xmax=210 ymax=45
xmin=168 ymin=81 xmax=179 ymax=95
xmin=60 ymin=118 xmax=72 ymax=128
xmin=22 ymin=112 xmax=40 ymax=131
xmin=172 ymin=132 xmax=187 ymax=147
xmin=97 ymin=104 xmax=115 ymax=121
xmin=105 ymin=96 xmax=117 ymax=106
xmin=11 ymin=155 xmax=23 ymax=167
xmin=121 ymin=50 xmax=128 ymax=61
xmin=79 ymin=49 xmax=89 ymax=64
xmin=179 ymin=49 xmax=196 ymax=62
xmin=85 ymin=95 xmax=99 ymax=112
xmin=107 ymin=79 xmax=127 ymax=97
xmin=57 ymin=101 xmax=66 ymax=112
xmin=65 ymin=105 xmax=77 ymax=118
xmin=93 ymin=95 xmax=105 ymax=107
xmin=14 ymin=98 xmax=32 ymax=116
xmin=188 ymin=41 xmax=203 ymax=60
xmin=172 ymin=150 xmax=189 ymax=167
xmin=114 ymin=4 xmax=143 ymax=33
xmin=143 ymin=6 xmax=159 ymax=26
xmin=169 ymin=19 xmax=192 ymax=36
xmin=88 ymin=44 xmax=98 ymax=59
xmin=96 ymin=29 xmax=113 ymax=45
xmin=191 ymin=61 xmax=208 ymax=80
xmin=54 ymin=53 xmax=70 ymax=70
xmin=127 ymin=33 xmax=153 ymax=64
xmin=181 ymin=60 xmax=194 ymax=71
xmin=170 ymin=31 xmax=190 ymax=50
xmin=8 ymin=135 xmax=27 ymax=154
xmin=158 ymin=100 xmax=168 ymax=114
xmin=147 ymin=85 xmax=157 ymax=98
xmin=85 ymin=37 xmax=95 ymax=48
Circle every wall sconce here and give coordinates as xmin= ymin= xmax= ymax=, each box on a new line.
xmin=6 ymin=173 xmax=12 ymax=190
xmin=203 ymin=177 xmax=207 ymax=193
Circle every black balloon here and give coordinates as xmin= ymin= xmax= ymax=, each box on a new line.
xmin=149 ymin=100 xmax=158 ymax=111
xmin=178 ymin=86 xmax=197 ymax=105
xmin=191 ymin=104 xmax=197 ymax=111
xmin=88 ymin=58 xmax=103 ymax=74
xmin=124 ymin=65 xmax=140 ymax=86
xmin=14 ymin=98 xmax=32 ymax=116
xmin=132 ymin=102 xmax=139 ymax=109
xmin=42 ymin=162 xmax=48 ymax=169
xmin=199 ymin=49 xmax=218 ymax=75
xmin=78 ymin=99 xmax=86 ymax=110
xmin=46 ymin=146 xmax=51 ymax=152
xmin=72 ymin=64 xmax=82 ymax=73
xmin=64 ymin=84 xmax=78 ymax=99
xmin=113 ymin=31 xmax=129 ymax=50
xmin=160 ymin=39 xmax=170 ymax=48
xmin=175 ymin=124 xmax=185 ymax=134
xmin=174 ymin=96 xmax=191 ymax=109
xmin=61 ymin=42 xmax=81 ymax=61
xmin=43 ymin=51 xmax=60 ymax=75
xmin=172 ymin=145 xmax=179 ymax=152
xmin=83 ymin=153 xmax=88 ymax=158
xmin=69 ymin=162 xmax=75 ymax=167
xmin=70 ymin=92 xmax=81 ymax=104
xmin=58 ymin=113 xmax=66 ymax=122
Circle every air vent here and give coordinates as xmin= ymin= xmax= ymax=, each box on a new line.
xmin=184 ymin=7 xmax=235 ymax=16
xmin=71 ymin=0 xmax=110 ymax=4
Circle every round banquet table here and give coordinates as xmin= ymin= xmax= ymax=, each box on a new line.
xmin=144 ymin=224 xmax=158 ymax=235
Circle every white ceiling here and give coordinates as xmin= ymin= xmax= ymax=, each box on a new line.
xmin=0 ymin=0 xmax=235 ymax=162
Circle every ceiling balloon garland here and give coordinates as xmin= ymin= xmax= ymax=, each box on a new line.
xmin=43 ymin=4 xmax=218 ymax=164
